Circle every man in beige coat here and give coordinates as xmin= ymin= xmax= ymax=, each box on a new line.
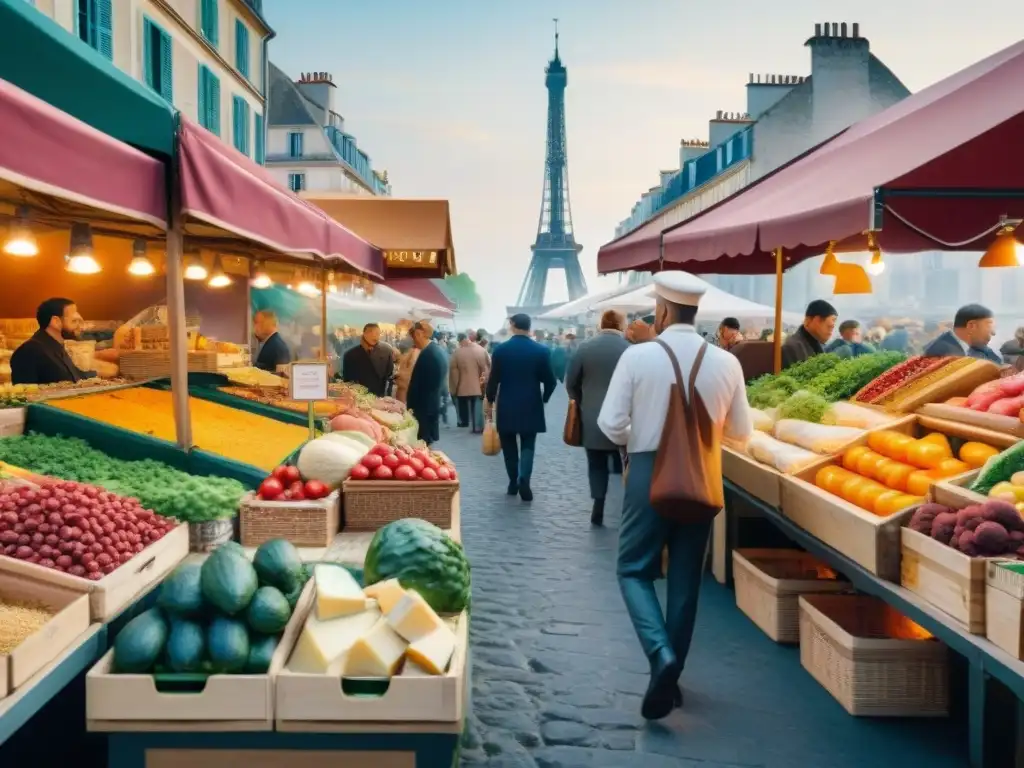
xmin=449 ymin=333 xmax=490 ymax=433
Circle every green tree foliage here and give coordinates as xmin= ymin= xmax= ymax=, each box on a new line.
xmin=442 ymin=273 xmax=482 ymax=312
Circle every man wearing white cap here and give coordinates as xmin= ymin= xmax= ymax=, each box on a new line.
xmin=598 ymin=271 xmax=752 ymax=720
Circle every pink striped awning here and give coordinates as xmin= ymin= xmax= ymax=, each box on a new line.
xmin=0 ymin=76 xmax=166 ymax=228
xmin=656 ymin=37 xmax=1024 ymax=274
xmin=178 ymin=117 xmax=383 ymax=277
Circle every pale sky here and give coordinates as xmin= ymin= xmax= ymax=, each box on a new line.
xmin=264 ymin=0 xmax=1022 ymax=328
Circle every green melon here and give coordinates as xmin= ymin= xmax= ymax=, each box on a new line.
xmin=245 ymin=634 xmax=280 ymax=673
xmin=246 ymin=586 xmax=292 ymax=634
xmin=157 ymin=563 xmax=204 ymax=618
xmin=363 ymin=519 xmax=470 ymax=614
xmin=113 ymin=608 xmax=168 ymax=673
xmin=252 ymin=539 xmax=304 ymax=594
xmin=165 ymin=619 xmax=205 ymax=672
xmin=207 ymin=617 xmax=250 ymax=673
xmin=200 ymin=548 xmax=258 ymax=616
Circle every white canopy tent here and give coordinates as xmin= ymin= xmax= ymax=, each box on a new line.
xmin=537 ymin=282 xmax=646 ymax=320
xmin=591 ymin=274 xmax=803 ymax=325
xmin=326 ymin=283 xmax=451 ymax=321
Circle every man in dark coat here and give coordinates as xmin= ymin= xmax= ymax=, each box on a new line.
xmin=405 ymin=321 xmax=447 ymax=445
xmin=565 ymin=309 xmax=630 ymax=526
xmin=11 ymin=298 xmax=97 ymax=385
xmin=924 ymin=304 xmax=1002 ymax=363
xmin=824 ymin=319 xmax=875 ymax=358
xmin=485 ymin=313 xmax=556 ymax=501
xmin=252 ymin=310 xmax=292 ymax=372
xmin=341 ymin=323 xmax=394 ymax=396
xmin=781 ymin=299 xmax=837 ymax=370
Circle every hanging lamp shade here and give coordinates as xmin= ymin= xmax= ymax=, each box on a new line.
xmin=65 ymin=223 xmax=101 ymax=274
xmin=819 ymin=243 xmax=838 ymax=275
xmin=831 ymin=263 xmax=873 ymax=294
xmin=251 ymin=260 xmax=272 ymax=288
xmin=979 ymin=227 xmax=1022 ymax=268
xmin=184 ymin=250 xmax=207 ymax=280
xmin=128 ymin=239 xmax=156 ymax=276
xmin=207 ymin=254 xmax=232 ymax=288
xmin=3 ymin=206 xmax=38 ymax=257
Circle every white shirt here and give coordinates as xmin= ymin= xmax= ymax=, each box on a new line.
xmin=953 ymin=333 xmax=970 ymax=355
xmin=597 ymin=324 xmax=753 ymax=453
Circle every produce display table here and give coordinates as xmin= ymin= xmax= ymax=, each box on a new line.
xmin=723 ymin=480 xmax=1024 ymax=768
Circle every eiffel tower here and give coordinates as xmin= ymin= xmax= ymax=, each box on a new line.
xmin=508 ymin=21 xmax=588 ymax=318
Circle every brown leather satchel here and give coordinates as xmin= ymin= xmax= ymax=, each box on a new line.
xmin=563 ymin=400 xmax=582 ymax=447
xmin=649 ymin=339 xmax=724 ymax=523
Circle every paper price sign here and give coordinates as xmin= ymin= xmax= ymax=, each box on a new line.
xmin=288 ymin=362 xmax=329 ymax=401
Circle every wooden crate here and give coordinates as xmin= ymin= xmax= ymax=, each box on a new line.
xmin=86 ymin=582 xmax=307 ymax=731
xmin=901 ymin=524 xmax=988 ymax=634
xmin=0 ymin=567 xmax=91 ymax=699
xmin=240 ymin=491 xmax=341 ymax=548
xmin=118 ymin=351 xmax=218 ymax=380
xmin=932 ymin=470 xmax=987 ymax=508
xmin=0 ymin=407 xmax=25 ymax=436
xmin=732 ymin=549 xmax=845 ymax=643
xmin=781 ymin=455 xmax=916 ymax=582
xmin=985 ymin=560 xmax=1024 ymax=659
xmin=275 ymin=583 xmax=468 ymax=726
xmin=799 ymin=594 xmax=949 ymax=717
xmin=0 ymin=523 xmax=188 ymax=622
xmin=917 ymin=402 xmax=1024 ymax=440
xmin=722 ymin=446 xmax=781 ymax=508
xmin=341 ymin=481 xmax=457 ymax=531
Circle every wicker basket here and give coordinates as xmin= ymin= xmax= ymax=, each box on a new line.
xmin=733 ymin=549 xmax=845 ymax=643
xmin=188 ymin=519 xmax=234 ymax=553
xmin=239 ymin=491 xmax=340 ymax=548
xmin=341 ymin=480 xmax=457 ymax=531
xmin=799 ymin=594 xmax=949 ymax=717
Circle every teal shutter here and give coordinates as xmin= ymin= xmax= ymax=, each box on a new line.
xmin=197 ymin=63 xmax=207 ymax=128
xmin=254 ymin=113 xmax=264 ymax=164
xmin=143 ymin=19 xmax=154 ymax=90
xmin=233 ymin=96 xmax=250 ymax=155
xmin=235 ymin=20 xmax=249 ymax=79
xmin=209 ymin=73 xmax=221 ymax=135
xmin=201 ymin=0 xmax=218 ymax=46
xmin=158 ymin=28 xmax=173 ymax=103
xmin=96 ymin=0 xmax=113 ymax=60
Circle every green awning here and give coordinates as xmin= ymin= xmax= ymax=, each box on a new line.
xmin=0 ymin=0 xmax=176 ymax=156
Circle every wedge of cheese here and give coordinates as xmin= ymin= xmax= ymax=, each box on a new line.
xmin=343 ymin=617 xmax=408 ymax=678
xmin=288 ymin=604 xmax=381 ymax=674
xmin=363 ymin=578 xmax=407 ymax=614
xmin=406 ymin=624 xmax=456 ymax=675
xmin=387 ymin=589 xmax=447 ymax=642
xmin=315 ymin=564 xmax=373 ymax=620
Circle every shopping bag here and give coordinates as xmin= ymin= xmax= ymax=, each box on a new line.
xmin=481 ymin=421 xmax=501 ymax=456
xmin=563 ymin=400 xmax=582 ymax=447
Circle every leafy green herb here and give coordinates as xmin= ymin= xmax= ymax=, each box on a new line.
xmin=804 ymin=351 xmax=906 ymax=401
xmin=778 ymin=391 xmax=830 ymax=423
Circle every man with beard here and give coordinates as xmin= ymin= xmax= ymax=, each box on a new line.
xmin=12 ymin=298 xmax=98 ymax=385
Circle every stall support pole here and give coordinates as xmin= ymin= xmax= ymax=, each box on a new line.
xmin=165 ymin=205 xmax=192 ymax=450
xmin=772 ymin=247 xmax=784 ymax=374
xmin=320 ymin=268 xmax=328 ymax=361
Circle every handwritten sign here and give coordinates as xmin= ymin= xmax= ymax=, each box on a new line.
xmin=288 ymin=362 xmax=329 ymax=402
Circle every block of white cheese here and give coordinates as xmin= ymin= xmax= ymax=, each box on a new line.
xmin=288 ymin=604 xmax=381 ymax=674
xmin=343 ymin=617 xmax=409 ymax=678
xmin=387 ymin=589 xmax=447 ymax=642
xmin=406 ymin=624 xmax=456 ymax=675
xmin=363 ymin=578 xmax=407 ymax=614
xmin=315 ymin=564 xmax=373 ymax=620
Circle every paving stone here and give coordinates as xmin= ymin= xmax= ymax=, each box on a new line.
xmin=540 ymin=720 xmax=598 ymax=747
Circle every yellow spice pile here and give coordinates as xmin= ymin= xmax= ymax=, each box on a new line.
xmin=0 ymin=597 xmax=54 ymax=653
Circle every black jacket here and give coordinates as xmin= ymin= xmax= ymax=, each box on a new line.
xmin=255 ymin=332 xmax=291 ymax=372
xmin=923 ymin=330 xmax=1002 ymax=364
xmin=342 ymin=343 xmax=394 ymax=396
xmin=10 ymin=330 xmax=95 ymax=385
xmin=781 ymin=326 xmax=825 ymax=370
xmin=406 ymin=342 xmax=447 ymax=420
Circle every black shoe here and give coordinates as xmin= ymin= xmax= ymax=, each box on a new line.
xmin=591 ymin=499 xmax=605 ymax=526
xmin=507 ymin=482 xmax=519 ymax=496
xmin=641 ymin=647 xmax=681 ymax=721
xmin=519 ymin=483 xmax=533 ymax=502
xmin=673 ymin=685 xmax=683 ymax=708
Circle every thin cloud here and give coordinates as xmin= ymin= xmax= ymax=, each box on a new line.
xmin=575 ymin=59 xmax=741 ymax=93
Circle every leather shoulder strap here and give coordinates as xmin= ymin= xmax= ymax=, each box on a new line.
xmin=653 ymin=338 xmax=686 ymax=402
xmin=689 ymin=342 xmax=709 ymax=396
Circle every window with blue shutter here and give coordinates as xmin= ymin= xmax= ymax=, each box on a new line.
xmin=198 ymin=65 xmax=221 ymax=136
xmin=76 ymin=0 xmax=113 ymax=60
xmin=200 ymin=0 xmax=218 ymax=47
xmin=142 ymin=18 xmax=173 ymax=104
xmin=288 ymin=132 xmax=303 ymax=158
xmin=254 ymin=113 xmax=265 ymax=164
xmin=232 ymin=95 xmax=250 ymax=156
xmin=288 ymin=174 xmax=306 ymax=192
xmin=235 ymin=20 xmax=250 ymax=79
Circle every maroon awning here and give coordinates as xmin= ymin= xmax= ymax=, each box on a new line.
xmin=387 ymin=278 xmax=455 ymax=310
xmin=178 ymin=117 xmax=383 ymax=277
xmin=0 ymin=77 xmax=166 ymax=229
xmin=661 ymin=38 xmax=1024 ymax=273
xmin=596 ymin=214 xmax=665 ymax=275
xmin=601 ymin=38 xmax=1024 ymax=275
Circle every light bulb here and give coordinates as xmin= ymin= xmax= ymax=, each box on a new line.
xmin=297 ymin=281 xmax=319 ymax=296
xmin=866 ymin=258 xmax=885 ymax=276
xmin=65 ymin=223 xmax=101 ymax=274
xmin=184 ymin=252 xmax=207 ymax=280
xmin=128 ymin=240 xmax=155 ymax=276
xmin=3 ymin=207 xmax=38 ymax=257
xmin=251 ymin=260 xmax=272 ymax=288
xmin=66 ymin=254 xmax=101 ymax=274
xmin=207 ymin=255 xmax=232 ymax=288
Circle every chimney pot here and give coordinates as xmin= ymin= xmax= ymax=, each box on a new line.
xmin=832 ymin=22 xmax=839 ymax=36
xmin=716 ymin=110 xmax=722 ymax=119
xmin=852 ymin=22 xmax=860 ymax=37
xmin=840 ymin=22 xmax=847 ymax=37
xmin=814 ymin=22 xmax=821 ymax=36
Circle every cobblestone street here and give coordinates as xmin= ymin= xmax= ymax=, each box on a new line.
xmin=440 ymin=387 xmax=966 ymax=768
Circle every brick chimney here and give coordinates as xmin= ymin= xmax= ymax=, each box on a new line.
xmin=806 ymin=22 xmax=871 ymax=141
xmin=679 ymin=138 xmax=710 ymax=167
xmin=296 ymin=71 xmax=336 ymax=124
xmin=708 ymin=110 xmax=753 ymax=147
xmin=745 ymin=73 xmax=807 ymax=119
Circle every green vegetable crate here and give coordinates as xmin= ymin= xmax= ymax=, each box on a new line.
xmin=85 ymin=581 xmax=308 ymax=731
xmin=275 ymin=580 xmax=469 ymax=728
xmin=985 ymin=560 xmax=1024 ymax=659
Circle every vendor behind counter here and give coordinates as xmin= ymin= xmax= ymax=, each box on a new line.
xmin=10 ymin=297 xmax=99 ymax=385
